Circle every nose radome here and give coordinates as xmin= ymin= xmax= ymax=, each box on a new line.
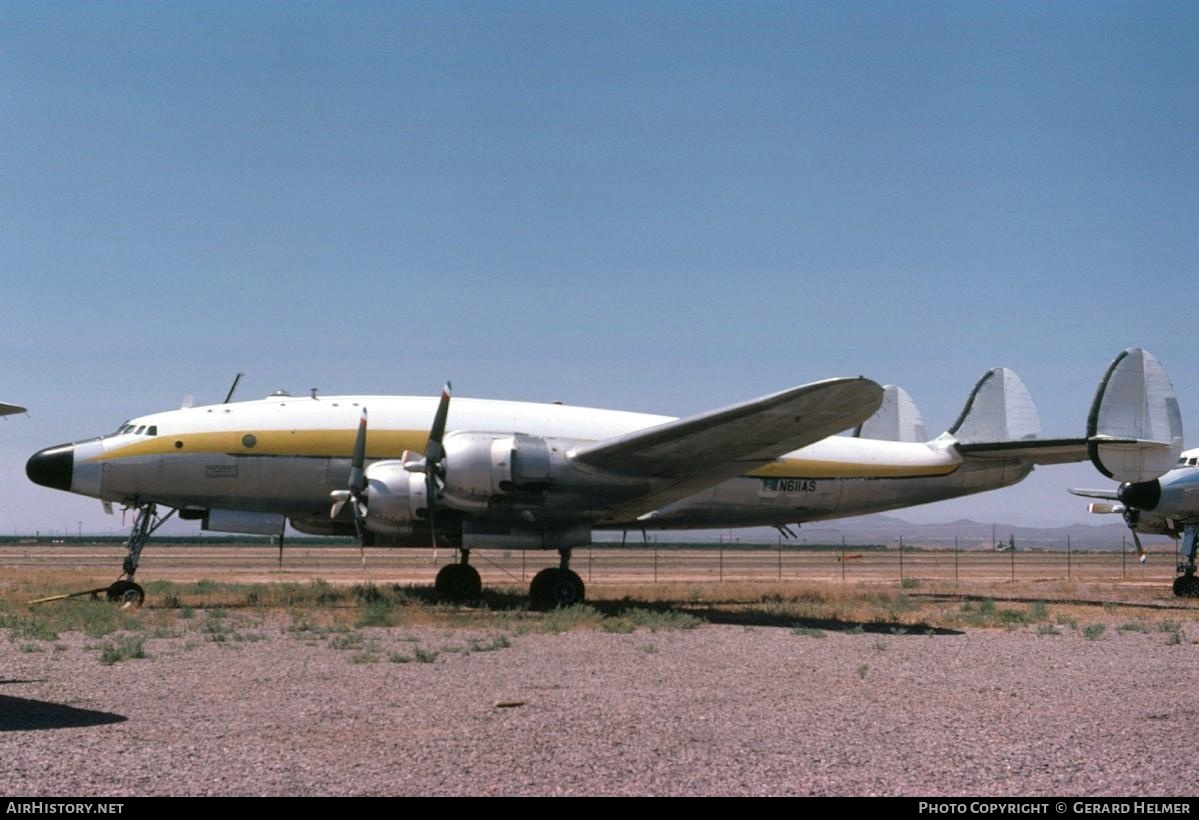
xmin=26 ymin=444 xmax=74 ymax=492
xmin=1118 ymin=479 xmax=1161 ymax=511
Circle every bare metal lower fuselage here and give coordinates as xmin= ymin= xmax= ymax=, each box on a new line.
xmin=82 ymin=440 xmax=1027 ymax=542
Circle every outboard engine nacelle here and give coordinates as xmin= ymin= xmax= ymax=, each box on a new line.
xmin=362 ymin=461 xmax=428 ymax=535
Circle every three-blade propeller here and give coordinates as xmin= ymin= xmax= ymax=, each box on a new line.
xmin=330 ymin=383 xmax=453 ymax=551
xmin=329 ymin=407 xmax=370 ymax=542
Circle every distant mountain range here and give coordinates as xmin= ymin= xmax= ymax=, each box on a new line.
xmin=599 ymin=514 xmax=1174 ymax=552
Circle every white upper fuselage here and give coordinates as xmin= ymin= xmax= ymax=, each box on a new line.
xmin=48 ymin=392 xmax=1008 ymax=537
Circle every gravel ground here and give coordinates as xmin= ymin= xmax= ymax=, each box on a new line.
xmin=1 ymin=618 xmax=1196 ymax=796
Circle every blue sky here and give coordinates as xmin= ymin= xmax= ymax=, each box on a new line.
xmin=2 ymin=1 xmax=1197 ymax=535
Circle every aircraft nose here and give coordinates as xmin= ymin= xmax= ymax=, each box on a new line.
xmin=26 ymin=444 xmax=74 ymax=492
xmin=1118 ymin=478 xmax=1161 ymax=511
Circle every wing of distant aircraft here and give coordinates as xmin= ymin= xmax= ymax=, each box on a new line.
xmin=0 ymin=401 xmax=26 ymax=416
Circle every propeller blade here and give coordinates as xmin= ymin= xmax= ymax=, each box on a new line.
xmin=349 ymin=408 xmax=368 ymax=494
xmin=1130 ymin=527 xmax=1147 ymax=563
xmin=426 ymin=383 xmax=452 ymax=463
xmin=330 ymin=407 xmax=370 ymax=545
xmin=1124 ymin=509 xmax=1148 ymax=563
xmin=330 ymin=490 xmax=350 ymax=519
xmin=422 ymin=384 xmax=452 ymax=554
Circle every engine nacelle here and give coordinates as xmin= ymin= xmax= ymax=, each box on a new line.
xmin=438 ymin=431 xmax=649 ymax=519
xmin=362 ymin=460 xmax=428 ymax=535
xmin=440 ymin=432 xmax=563 ymax=511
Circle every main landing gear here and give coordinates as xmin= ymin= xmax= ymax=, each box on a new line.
xmin=434 ymin=549 xmax=483 ymax=600
xmin=1174 ymin=524 xmax=1199 ymax=598
xmin=529 ymin=549 xmax=585 ymax=611
xmin=106 ymin=502 xmax=175 ymax=609
xmin=433 ymin=548 xmax=586 ymax=609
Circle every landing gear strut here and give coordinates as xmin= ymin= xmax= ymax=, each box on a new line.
xmin=529 ymin=549 xmax=585 ymax=610
xmin=1174 ymin=524 xmax=1199 ymax=598
xmin=434 ymin=548 xmax=482 ymax=600
xmin=106 ymin=502 xmax=176 ymax=609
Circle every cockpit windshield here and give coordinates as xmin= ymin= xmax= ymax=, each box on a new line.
xmin=112 ymin=422 xmax=157 ymax=436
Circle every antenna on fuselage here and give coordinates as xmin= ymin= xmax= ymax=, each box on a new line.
xmin=223 ymin=372 xmax=245 ymax=404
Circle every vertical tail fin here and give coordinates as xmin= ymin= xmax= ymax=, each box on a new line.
xmin=945 ymin=368 xmax=1041 ymax=444
xmin=1087 ymin=348 xmax=1183 ymax=482
xmin=853 ymin=385 xmax=928 ymax=442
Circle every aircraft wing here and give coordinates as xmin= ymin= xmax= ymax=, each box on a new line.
xmin=573 ymin=377 xmax=883 ymax=517
xmin=0 ymin=402 xmax=26 ymax=417
xmin=955 ymin=438 xmax=1089 ymax=466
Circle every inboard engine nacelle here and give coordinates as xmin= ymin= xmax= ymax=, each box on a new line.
xmin=439 ymin=431 xmax=644 ymax=514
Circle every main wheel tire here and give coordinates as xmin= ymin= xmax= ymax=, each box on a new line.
xmin=1175 ymin=574 xmax=1199 ymax=598
xmin=106 ymin=580 xmax=145 ymax=610
xmin=529 ymin=568 xmax=585 ymax=610
xmin=435 ymin=563 xmax=482 ymax=600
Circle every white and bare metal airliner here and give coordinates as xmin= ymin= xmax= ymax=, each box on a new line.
xmin=26 ymin=349 xmax=1180 ymax=608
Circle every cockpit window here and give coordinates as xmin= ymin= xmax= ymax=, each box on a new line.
xmin=146 ymin=425 xmax=157 ymax=436
xmin=134 ymin=425 xmax=146 ymax=435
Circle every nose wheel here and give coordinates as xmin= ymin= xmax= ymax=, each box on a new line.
xmin=106 ymin=580 xmax=145 ymax=610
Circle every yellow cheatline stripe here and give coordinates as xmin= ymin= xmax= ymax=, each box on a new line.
xmin=747 ymin=458 xmax=959 ymax=479
xmin=86 ymin=429 xmax=430 ymax=461
xmin=91 ymin=429 xmax=960 ymax=479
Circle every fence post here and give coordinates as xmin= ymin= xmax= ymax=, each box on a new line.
xmin=954 ymin=535 xmax=959 ymax=582
xmin=719 ymin=546 xmax=723 ymax=583
xmin=1067 ymin=534 xmax=1071 ymax=580
xmin=1122 ymin=535 xmax=1126 ymax=579
xmin=841 ymin=535 xmax=846 ymax=582
xmin=653 ymin=546 xmax=658 ymax=584
xmin=899 ymin=535 xmax=904 ymax=581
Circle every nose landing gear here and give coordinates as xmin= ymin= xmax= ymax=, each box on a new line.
xmin=30 ymin=501 xmax=175 ymax=609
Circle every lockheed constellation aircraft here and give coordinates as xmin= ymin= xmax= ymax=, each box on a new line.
xmin=27 ymin=349 xmax=1179 ymax=608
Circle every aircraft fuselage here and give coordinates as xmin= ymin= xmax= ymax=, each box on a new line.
xmin=27 ymin=392 xmax=1026 ymax=543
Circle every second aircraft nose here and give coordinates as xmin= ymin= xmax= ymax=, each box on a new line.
xmin=26 ymin=444 xmax=74 ymax=492
xmin=1118 ymin=478 xmax=1162 ymax=511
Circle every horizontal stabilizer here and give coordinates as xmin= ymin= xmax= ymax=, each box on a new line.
xmin=948 ymin=368 xmax=1040 ymax=444
xmin=1087 ymin=348 xmax=1183 ymax=483
xmin=956 ymin=437 xmax=1087 ymax=465
xmin=854 ymin=385 xmax=927 ymax=442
